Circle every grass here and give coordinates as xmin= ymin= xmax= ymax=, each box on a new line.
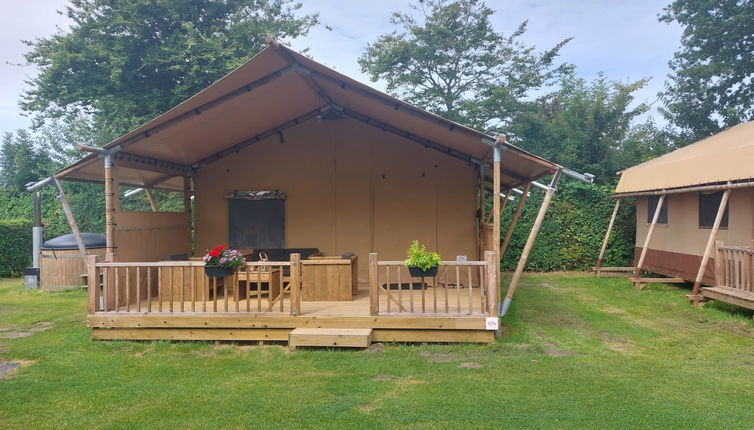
xmin=1 ymin=274 xmax=753 ymax=429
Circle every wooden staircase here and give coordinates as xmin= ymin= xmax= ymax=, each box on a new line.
xmin=288 ymin=328 xmax=373 ymax=349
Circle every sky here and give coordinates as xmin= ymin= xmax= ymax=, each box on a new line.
xmin=0 ymin=0 xmax=683 ymax=135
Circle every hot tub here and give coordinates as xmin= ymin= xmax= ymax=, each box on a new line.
xmin=40 ymin=233 xmax=106 ymax=291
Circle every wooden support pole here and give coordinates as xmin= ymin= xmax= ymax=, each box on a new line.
xmin=478 ymin=164 xmax=485 ymax=259
xmin=485 ymin=251 xmax=497 ymax=316
xmin=500 ymin=182 xmax=531 ymax=261
xmin=52 ymin=177 xmax=88 ymax=265
xmin=183 ymin=175 xmax=193 ymax=255
xmin=714 ymin=240 xmax=724 ymax=288
xmin=183 ymin=175 xmax=192 ymax=213
xmin=87 ymin=254 xmax=100 ymax=314
xmin=479 ymin=164 xmax=486 ymax=222
xmin=104 ymin=154 xmax=119 ymax=261
xmin=633 ymin=194 xmax=665 ymax=279
xmin=502 ymin=170 xmax=562 ymax=316
xmin=492 ymin=144 xmax=502 ymax=265
xmin=289 ymin=253 xmax=301 ymax=316
xmin=144 ymin=188 xmax=158 ymax=212
xmin=595 ymin=198 xmax=622 ymax=276
xmin=369 ymin=253 xmax=379 ymax=316
xmin=691 ymin=189 xmax=730 ymax=297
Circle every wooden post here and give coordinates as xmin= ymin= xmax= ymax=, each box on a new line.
xmin=484 ymin=251 xmax=497 ymax=316
xmin=492 ymin=144 xmax=502 ymax=261
xmin=87 ymin=254 xmax=100 ymax=314
xmin=369 ymin=253 xmax=379 ymax=316
xmin=290 ymin=253 xmax=301 ymax=316
xmin=500 ymin=182 xmax=531 ymax=261
xmin=633 ymin=194 xmax=666 ymax=280
xmin=502 ymin=170 xmax=562 ymax=316
xmin=691 ymin=189 xmax=730 ymax=297
xmin=52 ymin=178 xmax=88 ymax=266
xmin=144 ymin=188 xmax=158 ymax=212
xmin=183 ymin=175 xmax=194 ymax=255
xmin=478 ymin=164 xmax=485 ymax=259
xmin=479 ymin=163 xmax=486 ymax=223
xmin=714 ymin=240 xmax=724 ymax=288
xmin=104 ymin=154 xmax=119 ymax=261
xmin=595 ymin=198 xmax=622 ymax=276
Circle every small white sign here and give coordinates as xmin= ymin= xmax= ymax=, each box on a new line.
xmin=485 ymin=317 xmax=499 ymax=330
xmin=456 ymin=255 xmax=467 ymax=262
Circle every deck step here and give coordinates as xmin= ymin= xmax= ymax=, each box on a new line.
xmin=289 ymin=328 xmax=373 ymax=349
xmin=701 ymin=286 xmax=754 ymax=311
xmin=629 ymin=277 xmax=686 ymax=283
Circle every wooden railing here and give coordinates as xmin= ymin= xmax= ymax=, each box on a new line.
xmin=87 ymin=254 xmax=302 ymax=315
xmin=715 ymin=241 xmax=754 ymax=293
xmin=368 ymin=251 xmax=498 ymax=316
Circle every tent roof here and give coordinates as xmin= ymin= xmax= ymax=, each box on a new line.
xmin=615 ymin=121 xmax=754 ymax=196
xmin=56 ymin=43 xmax=560 ymax=190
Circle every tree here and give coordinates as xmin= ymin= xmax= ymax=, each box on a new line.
xmin=660 ymin=0 xmax=754 ymax=144
xmin=0 ymin=130 xmax=52 ymax=193
xmin=510 ymin=73 xmax=673 ymax=184
xmin=358 ymin=0 xmax=572 ymax=132
xmin=21 ymin=0 xmax=319 ymax=135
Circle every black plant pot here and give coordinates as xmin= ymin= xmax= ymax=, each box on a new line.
xmin=204 ymin=265 xmax=234 ymax=278
xmin=407 ymin=266 xmax=438 ymax=277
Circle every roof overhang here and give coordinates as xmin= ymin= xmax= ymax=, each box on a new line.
xmin=614 ymin=120 xmax=754 ymax=197
xmin=56 ymin=43 xmax=561 ymax=190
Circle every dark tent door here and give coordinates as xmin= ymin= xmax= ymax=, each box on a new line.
xmin=228 ymin=198 xmax=285 ymax=249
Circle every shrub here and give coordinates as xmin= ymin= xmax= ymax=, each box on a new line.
xmin=0 ymin=219 xmax=32 ymax=277
xmin=499 ymin=182 xmax=635 ymax=271
xmin=405 ymin=240 xmax=442 ymax=270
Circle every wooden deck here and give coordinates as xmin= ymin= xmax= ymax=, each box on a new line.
xmin=89 ymin=289 xmax=494 ymax=343
xmin=698 ymin=242 xmax=754 ymax=313
xmin=87 ymin=255 xmax=499 ymax=344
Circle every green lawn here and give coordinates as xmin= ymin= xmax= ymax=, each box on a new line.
xmin=1 ymin=274 xmax=753 ymax=429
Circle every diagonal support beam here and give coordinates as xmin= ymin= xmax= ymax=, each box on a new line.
xmin=595 ymin=198 xmax=622 ymax=276
xmin=634 ymin=194 xmax=666 ymax=280
xmin=52 ymin=178 xmax=88 ymax=265
xmin=691 ymin=188 xmax=730 ymax=298
xmin=501 ymin=170 xmax=562 ymax=316
xmin=500 ymin=182 xmax=532 ymax=261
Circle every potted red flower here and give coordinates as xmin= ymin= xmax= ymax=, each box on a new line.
xmin=202 ymin=244 xmax=245 ymax=277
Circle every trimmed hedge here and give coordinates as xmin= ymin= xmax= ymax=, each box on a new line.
xmin=0 ymin=219 xmax=32 ymax=277
xmin=499 ymin=182 xmax=635 ymax=271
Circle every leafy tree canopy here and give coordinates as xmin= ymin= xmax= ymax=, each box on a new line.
xmin=510 ymin=73 xmax=673 ymax=184
xmin=0 ymin=130 xmax=52 ymax=193
xmin=660 ymin=0 xmax=754 ymax=144
xmin=21 ymin=0 xmax=319 ymax=135
xmin=358 ymin=0 xmax=572 ymax=132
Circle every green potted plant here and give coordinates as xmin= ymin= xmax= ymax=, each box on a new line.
xmin=202 ymin=244 xmax=245 ymax=277
xmin=404 ymin=240 xmax=442 ymax=277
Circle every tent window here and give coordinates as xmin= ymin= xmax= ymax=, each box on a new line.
xmin=646 ymin=196 xmax=667 ymax=224
xmin=228 ymin=198 xmax=285 ymax=249
xmin=698 ymin=191 xmax=728 ymax=229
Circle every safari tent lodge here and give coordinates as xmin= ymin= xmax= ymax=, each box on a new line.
xmin=596 ymin=120 xmax=754 ymax=311
xmin=37 ymin=41 xmax=589 ymax=345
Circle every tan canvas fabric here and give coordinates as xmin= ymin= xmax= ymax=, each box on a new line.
xmin=55 ymin=44 xmax=558 ymax=189
xmin=616 ymin=121 xmax=754 ymax=195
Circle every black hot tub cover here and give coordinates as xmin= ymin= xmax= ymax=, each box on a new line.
xmin=42 ymin=233 xmax=106 ymax=250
